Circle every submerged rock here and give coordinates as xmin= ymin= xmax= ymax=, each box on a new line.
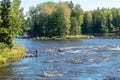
xmin=72 ymin=58 xmax=87 ymax=64
xmin=103 ymin=76 xmax=120 ymax=80
xmin=41 ymin=72 xmax=63 ymax=77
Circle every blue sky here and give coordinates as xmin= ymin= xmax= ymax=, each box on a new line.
xmin=21 ymin=0 xmax=120 ymax=13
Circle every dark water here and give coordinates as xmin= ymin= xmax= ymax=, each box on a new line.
xmin=0 ymin=38 xmax=120 ymax=80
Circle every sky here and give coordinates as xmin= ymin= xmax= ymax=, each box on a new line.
xmin=21 ymin=0 xmax=120 ymax=14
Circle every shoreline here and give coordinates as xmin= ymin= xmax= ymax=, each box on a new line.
xmin=20 ymin=35 xmax=95 ymax=40
xmin=18 ymin=33 xmax=120 ymax=40
xmin=0 ymin=44 xmax=26 ymax=67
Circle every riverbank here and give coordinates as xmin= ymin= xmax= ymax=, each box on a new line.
xmin=31 ymin=35 xmax=95 ymax=40
xmin=19 ymin=33 xmax=120 ymax=40
xmin=0 ymin=44 xmax=26 ymax=67
xmin=92 ymin=33 xmax=120 ymax=39
xmin=65 ymin=35 xmax=94 ymax=39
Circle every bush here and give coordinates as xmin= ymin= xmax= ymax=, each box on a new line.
xmin=0 ymin=55 xmax=7 ymax=63
xmin=0 ymin=44 xmax=26 ymax=67
xmin=0 ymin=43 xmax=8 ymax=54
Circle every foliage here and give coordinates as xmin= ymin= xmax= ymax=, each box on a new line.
xmin=26 ymin=1 xmax=120 ymax=38
xmin=55 ymin=2 xmax=71 ymax=37
xmin=27 ymin=1 xmax=71 ymax=37
xmin=0 ymin=0 xmax=12 ymax=47
xmin=69 ymin=2 xmax=83 ymax=35
xmin=82 ymin=11 xmax=92 ymax=34
xmin=10 ymin=0 xmax=24 ymax=36
xmin=0 ymin=43 xmax=8 ymax=53
xmin=0 ymin=44 xmax=25 ymax=66
xmin=0 ymin=0 xmax=24 ymax=47
xmin=82 ymin=8 xmax=120 ymax=34
xmin=70 ymin=17 xmax=78 ymax=35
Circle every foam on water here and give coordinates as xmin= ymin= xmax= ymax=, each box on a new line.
xmin=109 ymin=46 xmax=120 ymax=50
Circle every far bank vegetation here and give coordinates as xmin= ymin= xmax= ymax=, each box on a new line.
xmin=24 ymin=1 xmax=120 ymax=39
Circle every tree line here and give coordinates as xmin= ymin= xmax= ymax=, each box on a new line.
xmin=25 ymin=1 xmax=120 ymax=38
xmin=0 ymin=0 xmax=120 ymax=47
xmin=82 ymin=7 xmax=120 ymax=35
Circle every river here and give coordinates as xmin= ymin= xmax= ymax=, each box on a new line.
xmin=0 ymin=38 xmax=120 ymax=80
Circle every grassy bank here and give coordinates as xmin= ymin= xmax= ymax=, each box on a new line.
xmin=65 ymin=35 xmax=94 ymax=39
xmin=31 ymin=35 xmax=95 ymax=40
xmin=0 ymin=44 xmax=26 ymax=67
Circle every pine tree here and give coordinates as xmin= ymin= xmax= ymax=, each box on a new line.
xmin=0 ymin=0 xmax=24 ymax=47
xmin=0 ymin=0 xmax=11 ymax=47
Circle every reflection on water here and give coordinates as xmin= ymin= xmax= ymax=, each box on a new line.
xmin=0 ymin=38 xmax=120 ymax=80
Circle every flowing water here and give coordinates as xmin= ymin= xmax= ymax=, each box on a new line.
xmin=0 ymin=38 xmax=120 ymax=80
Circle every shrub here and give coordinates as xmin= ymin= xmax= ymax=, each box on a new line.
xmin=0 ymin=44 xmax=26 ymax=66
xmin=0 ymin=43 xmax=8 ymax=54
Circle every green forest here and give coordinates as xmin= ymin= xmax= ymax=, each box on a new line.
xmin=0 ymin=0 xmax=120 ymax=47
xmin=25 ymin=1 xmax=120 ymax=38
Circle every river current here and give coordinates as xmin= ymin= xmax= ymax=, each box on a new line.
xmin=0 ymin=38 xmax=120 ymax=80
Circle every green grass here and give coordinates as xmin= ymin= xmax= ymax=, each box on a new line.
xmin=65 ymin=35 xmax=95 ymax=39
xmin=32 ymin=35 xmax=94 ymax=40
xmin=0 ymin=44 xmax=26 ymax=67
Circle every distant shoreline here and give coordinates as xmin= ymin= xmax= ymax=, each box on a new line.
xmin=18 ymin=33 xmax=120 ymax=40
